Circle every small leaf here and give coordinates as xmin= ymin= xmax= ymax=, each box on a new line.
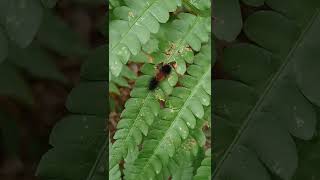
xmin=81 ymin=45 xmax=107 ymax=81
xmin=213 ymin=0 xmax=242 ymax=41
xmin=8 ymin=43 xmax=66 ymax=83
xmin=181 ymin=109 xmax=196 ymax=129
xmin=188 ymin=98 xmax=204 ymax=119
xmin=66 ymin=82 xmax=107 ymax=116
xmin=37 ymin=11 xmax=89 ymax=56
xmin=2 ymin=0 xmax=43 ymax=47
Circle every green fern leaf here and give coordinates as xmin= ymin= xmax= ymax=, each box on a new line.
xmin=36 ymin=115 xmax=106 ymax=180
xmin=109 ymin=0 xmax=182 ymax=77
xmin=171 ymin=156 xmax=194 ymax=180
xmin=8 ymin=43 xmax=67 ymax=83
xmin=109 ymin=140 xmax=121 ymax=180
xmin=0 ymin=0 xmax=43 ymax=48
xmin=110 ymin=61 xmax=182 ymax=170
xmin=214 ymin=7 xmax=320 ymax=180
xmin=109 ymin=74 xmax=161 ymax=168
xmin=124 ymin=44 xmax=211 ymax=180
xmin=266 ymin=0 xmax=320 ymax=27
xmin=37 ymin=11 xmax=89 ymax=56
xmin=109 ymin=65 xmax=137 ymax=94
xmin=153 ymin=13 xmax=210 ymax=74
xmin=213 ymin=0 xmax=242 ymax=42
xmin=109 ymin=64 xmax=178 ymax=168
xmin=193 ymin=148 xmax=211 ymax=180
xmin=188 ymin=0 xmax=211 ymax=11
xmin=154 ymin=111 xmax=209 ymax=179
xmin=66 ymin=82 xmax=107 ymax=116
xmin=36 ymin=45 xmax=107 ymax=180
xmin=182 ymin=0 xmax=211 ymax=17
xmin=81 ymin=45 xmax=107 ymax=81
xmin=128 ymin=12 xmax=210 ymax=75
xmin=109 ymin=0 xmax=121 ymax=9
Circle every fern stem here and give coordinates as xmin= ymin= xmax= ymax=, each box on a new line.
xmin=212 ymin=9 xmax=320 ymax=179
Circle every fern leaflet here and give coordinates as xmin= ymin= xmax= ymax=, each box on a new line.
xmin=124 ymin=44 xmax=211 ymax=180
xmin=109 ymin=0 xmax=182 ymax=77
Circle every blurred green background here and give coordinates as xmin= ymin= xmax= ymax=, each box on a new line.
xmin=0 ymin=1 xmax=106 ymax=179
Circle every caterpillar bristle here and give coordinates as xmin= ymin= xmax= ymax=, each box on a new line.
xmin=148 ymin=64 xmax=172 ymax=91
xmin=148 ymin=77 xmax=159 ymax=90
xmin=160 ymin=64 xmax=172 ymax=75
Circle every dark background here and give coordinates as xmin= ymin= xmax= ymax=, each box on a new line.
xmin=0 ymin=1 xmax=106 ymax=179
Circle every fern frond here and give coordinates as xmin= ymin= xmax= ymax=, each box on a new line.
xmin=110 ymin=61 xmax=181 ymax=169
xmin=109 ymin=140 xmax=121 ymax=180
xmin=213 ymin=0 xmax=243 ymax=42
xmin=81 ymin=45 xmax=107 ymax=81
xmin=193 ymin=148 xmax=211 ymax=180
xmin=153 ymin=13 xmax=210 ymax=74
xmin=163 ymin=134 xmax=203 ymax=180
xmin=163 ymin=107 xmax=210 ymax=180
xmin=109 ymin=74 xmax=161 ymax=168
xmin=169 ymin=146 xmax=194 ymax=180
xmin=36 ymin=45 xmax=107 ymax=180
xmin=187 ymin=0 xmax=211 ymax=11
xmin=109 ymin=0 xmax=182 ymax=77
xmin=36 ymin=115 xmax=107 ymax=179
xmin=124 ymin=44 xmax=211 ymax=180
xmin=109 ymin=65 xmax=137 ymax=95
xmin=128 ymin=12 xmax=210 ymax=75
xmin=214 ymin=8 xmax=320 ymax=180
xmin=154 ymin=112 xmax=208 ymax=180
xmin=109 ymin=0 xmax=124 ymax=9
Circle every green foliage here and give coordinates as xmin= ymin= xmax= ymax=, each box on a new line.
xmin=36 ymin=115 xmax=106 ymax=179
xmin=0 ymin=0 xmax=109 ymax=179
xmin=110 ymin=78 xmax=161 ymax=168
xmin=122 ymin=45 xmax=210 ymax=180
xmin=193 ymin=148 xmax=211 ymax=180
xmin=109 ymin=139 xmax=121 ymax=180
xmin=154 ymin=109 xmax=210 ymax=180
xmin=213 ymin=0 xmax=242 ymax=42
xmin=0 ymin=0 xmax=91 ymax=106
xmin=8 ymin=42 xmax=67 ymax=83
xmin=0 ymin=0 xmax=43 ymax=48
xmin=36 ymin=45 xmax=107 ymax=179
xmin=152 ymin=13 xmax=210 ymax=74
xmin=110 ymin=1 xmax=211 ymax=179
xmin=214 ymin=1 xmax=320 ymax=180
xmin=0 ymin=62 xmax=34 ymax=105
xmin=109 ymin=0 xmax=182 ymax=77
xmin=37 ymin=11 xmax=89 ymax=57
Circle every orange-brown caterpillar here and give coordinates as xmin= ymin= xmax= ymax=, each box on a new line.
xmin=148 ymin=64 xmax=172 ymax=90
